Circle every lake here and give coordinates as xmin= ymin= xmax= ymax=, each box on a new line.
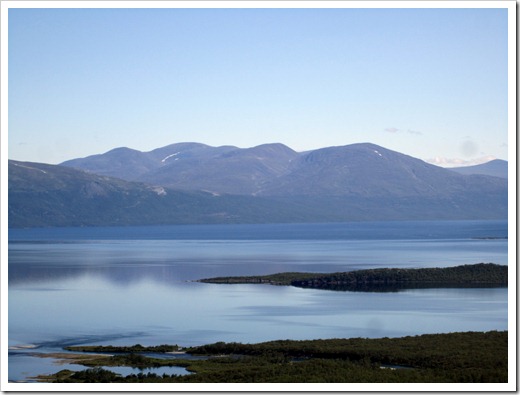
xmin=7 ymin=220 xmax=508 ymax=382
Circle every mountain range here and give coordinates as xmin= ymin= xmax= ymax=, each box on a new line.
xmin=61 ymin=142 xmax=299 ymax=195
xmin=61 ymin=142 xmax=508 ymax=196
xmin=449 ymin=159 xmax=507 ymax=179
xmin=9 ymin=142 xmax=508 ymax=227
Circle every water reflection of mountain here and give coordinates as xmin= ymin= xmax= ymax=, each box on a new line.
xmin=9 ymin=262 xmax=202 ymax=287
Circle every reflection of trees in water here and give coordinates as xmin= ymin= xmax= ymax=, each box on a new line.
xmin=295 ymin=283 xmax=507 ymax=293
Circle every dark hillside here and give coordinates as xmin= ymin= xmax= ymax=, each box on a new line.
xmin=8 ymin=160 xmax=321 ymax=227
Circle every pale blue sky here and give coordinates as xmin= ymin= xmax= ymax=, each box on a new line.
xmin=7 ymin=5 xmax=510 ymax=165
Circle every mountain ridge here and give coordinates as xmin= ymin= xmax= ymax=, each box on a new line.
xmin=61 ymin=142 xmax=507 ymax=198
xmin=9 ymin=142 xmax=508 ymax=227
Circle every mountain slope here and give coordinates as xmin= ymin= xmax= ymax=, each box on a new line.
xmin=256 ymin=143 xmax=507 ymax=199
xmin=60 ymin=142 xmax=239 ymax=182
xmin=8 ymin=160 xmax=322 ymax=227
xmin=9 ymin=158 xmax=507 ymax=227
xmin=449 ymin=159 xmax=508 ymax=179
xmin=257 ymin=143 xmax=507 ymax=221
xmin=147 ymin=143 xmax=299 ymax=194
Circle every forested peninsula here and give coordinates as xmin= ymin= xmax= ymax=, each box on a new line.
xmin=198 ymin=263 xmax=507 ymax=292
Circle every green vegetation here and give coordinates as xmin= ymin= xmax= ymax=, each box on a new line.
xmin=199 ymin=263 xmax=507 ymax=291
xmin=37 ymin=331 xmax=507 ymax=383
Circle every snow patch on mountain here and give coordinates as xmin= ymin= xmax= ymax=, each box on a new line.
xmin=161 ymin=152 xmax=180 ymax=163
xmin=12 ymin=163 xmax=48 ymax=174
xmin=149 ymin=186 xmax=167 ymax=196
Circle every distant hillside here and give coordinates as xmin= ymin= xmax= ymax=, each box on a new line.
xmin=449 ymin=159 xmax=508 ymax=179
xmin=8 ymin=160 xmax=320 ymax=227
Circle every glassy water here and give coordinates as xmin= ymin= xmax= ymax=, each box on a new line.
xmin=8 ymin=220 xmax=508 ymax=382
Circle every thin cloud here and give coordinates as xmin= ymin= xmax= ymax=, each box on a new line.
xmin=384 ymin=127 xmax=399 ymax=133
xmin=426 ymin=155 xmax=496 ymax=168
xmin=459 ymin=140 xmax=479 ymax=157
xmin=384 ymin=127 xmax=422 ymax=135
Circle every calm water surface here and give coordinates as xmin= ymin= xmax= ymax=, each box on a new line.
xmin=8 ymin=220 xmax=508 ymax=382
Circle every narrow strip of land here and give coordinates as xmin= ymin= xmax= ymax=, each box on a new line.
xmin=198 ymin=263 xmax=507 ymax=291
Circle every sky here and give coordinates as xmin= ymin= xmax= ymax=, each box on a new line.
xmin=6 ymin=3 xmax=512 ymax=166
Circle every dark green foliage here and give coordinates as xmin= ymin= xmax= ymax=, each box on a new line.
xmin=291 ymin=263 xmax=507 ymax=289
xmin=69 ymin=367 xmax=120 ymax=383
xmin=185 ymin=331 xmax=508 ymax=383
xmin=44 ymin=331 xmax=507 ymax=383
xmin=199 ymin=271 xmax=321 ymax=285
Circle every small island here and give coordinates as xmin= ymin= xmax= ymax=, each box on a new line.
xmin=198 ymin=263 xmax=507 ymax=292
